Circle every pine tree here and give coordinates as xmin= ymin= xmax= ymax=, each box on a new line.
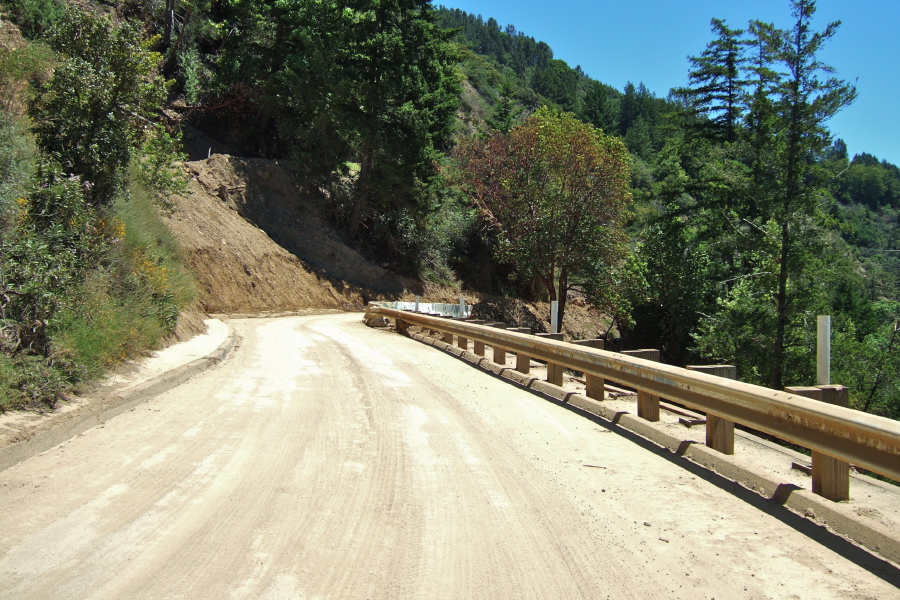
xmin=674 ymin=18 xmax=746 ymax=142
xmin=762 ymin=0 xmax=857 ymax=388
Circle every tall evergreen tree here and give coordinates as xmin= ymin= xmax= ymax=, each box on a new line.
xmin=580 ymin=80 xmax=618 ymax=134
xmin=760 ymin=0 xmax=857 ymax=389
xmin=675 ymin=18 xmax=746 ymax=142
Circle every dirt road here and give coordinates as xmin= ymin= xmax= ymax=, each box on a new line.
xmin=0 ymin=314 xmax=897 ymax=599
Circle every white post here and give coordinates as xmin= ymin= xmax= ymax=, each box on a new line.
xmin=459 ymin=297 xmax=466 ymax=318
xmin=415 ymin=295 xmax=420 ymax=312
xmin=550 ymin=300 xmax=559 ymax=334
xmin=817 ymin=315 xmax=831 ymax=385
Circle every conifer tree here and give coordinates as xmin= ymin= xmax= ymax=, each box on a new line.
xmin=674 ymin=18 xmax=746 ymax=142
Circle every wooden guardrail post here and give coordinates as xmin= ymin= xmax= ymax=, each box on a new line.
xmin=510 ymin=327 xmax=533 ymax=373
xmin=785 ymin=385 xmax=851 ymax=501
xmin=536 ymin=333 xmax=564 ymax=385
xmin=438 ymin=315 xmax=454 ymax=344
xmin=688 ymin=365 xmax=737 ymax=455
xmin=395 ymin=318 xmax=409 ymax=336
xmin=455 ymin=318 xmax=469 ymax=351
xmin=573 ymin=339 xmax=605 ymax=400
xmin=468 ymin=320 xmax=486 ymax=355
xmin=489 ymin=322 xmax=507 ymax=364
xmin=622 ymin=350 xmax=661 ymax=422
xmin=426 ymin=313 xmax=443 ymax=337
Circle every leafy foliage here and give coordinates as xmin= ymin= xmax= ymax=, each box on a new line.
xmin=210 ymin=0 xmax=460 ymax=267
xmin=2 ymin=0 xmax=63 ymax=39
xmin=452 ymin=107 xmax=631 ymax=325
xmin=29 ymin=7 xmax=171 ymax=205
xmin=0 ymin=7 xmax=193 ymax=410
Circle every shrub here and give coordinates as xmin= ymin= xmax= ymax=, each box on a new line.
xmin=3 ymin=0 xmax=63 ymax=39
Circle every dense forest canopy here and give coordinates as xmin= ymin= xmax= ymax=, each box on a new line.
xmin=0 ymin=0 xmax=897 ymax=421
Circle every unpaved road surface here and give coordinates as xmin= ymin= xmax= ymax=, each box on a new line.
xmin=1 ymin=314 xmax=897 ymax=599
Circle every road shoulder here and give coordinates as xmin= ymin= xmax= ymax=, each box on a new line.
xmin=0 ymin=319 xmax=235 ymax=473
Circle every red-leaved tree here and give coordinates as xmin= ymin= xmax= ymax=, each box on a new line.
xmin=452 ymin=107 xmax=631 ymax=328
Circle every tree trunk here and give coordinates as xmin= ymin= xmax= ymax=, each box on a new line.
xmin=772 ymin=220 xmax=790 ymax=390
xmin=555 ymin=267 xmax=568 ymax=334
xmin=348 ymin=142 xmax=374 ymax=239
xmin=164 ymin=0 xmax=175 ymax=48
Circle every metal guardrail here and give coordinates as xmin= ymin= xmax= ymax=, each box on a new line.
xmin=367 ymin=305 xmax=900 ymax=483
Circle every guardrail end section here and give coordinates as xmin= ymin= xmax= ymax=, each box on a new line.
xmin=363 ymin=309 xmax=390 ymax=328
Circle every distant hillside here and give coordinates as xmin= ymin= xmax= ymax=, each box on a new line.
xmin=436 ymin=6 xmax=675 ymax=159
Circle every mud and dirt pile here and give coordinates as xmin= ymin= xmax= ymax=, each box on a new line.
xmin=471 ymin=296 xmax=612 ymax=341
xmin=165 ymin=154 xmax=413 ymax=314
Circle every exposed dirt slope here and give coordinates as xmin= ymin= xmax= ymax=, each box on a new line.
xmin=187 ymin=155 xmax=415 ymax=294
xmin=165 ymin=155 xmax=389 ymax=314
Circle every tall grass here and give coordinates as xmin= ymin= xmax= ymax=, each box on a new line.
xmin=1 ymin=179 xmax=197 ymax=411
xmin=50 ymin=181 xmax=197 ymax=379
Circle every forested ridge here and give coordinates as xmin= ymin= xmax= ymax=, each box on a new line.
xmin=0 ymin=0 xmax=897 ymax=423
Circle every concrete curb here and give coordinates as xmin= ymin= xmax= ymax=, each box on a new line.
xmin=0 ymin=332 xmax=236 ymax=473
xmin=410 ymin=331 xmax=900 ymax=566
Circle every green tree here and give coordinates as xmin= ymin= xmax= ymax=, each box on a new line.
xmin=217 ymin=0 xmax=460 ymax=245
xmin=580 ymin=80 xmax=618 ymax=134
xmin=757 ymin=0 xmax=857 ymax=388
xmin=680 ymin=1 xmax=855 ymax=389
xmin=28 ymin=7 xmax=171 ymax=205
xmin=452 ymin=107 xmax=631 ymax=327
xmin=337 ymin=0 xmax=460 ymax=239
xmin=487 ymin=78 xmax=522 ymax=134
xmin=674 ymin=18 xmax=746 ymax=142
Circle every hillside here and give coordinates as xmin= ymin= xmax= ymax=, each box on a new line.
xmin=169 ymin=154 xmax=415 ymax=314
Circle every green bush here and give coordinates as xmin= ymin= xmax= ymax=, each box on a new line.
xmin=2 ymin=0 xmax=63 ymax=39
xmin=1 ymin=177 xmax=196 ymax=411
xmin=0 ymin=352 xmax=68 ymax=411
xmin=50 ymin=180 xmax=197 ymax=377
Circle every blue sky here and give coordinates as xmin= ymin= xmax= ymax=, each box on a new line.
xmin=440 ymin=0 xmax=900 ymax=166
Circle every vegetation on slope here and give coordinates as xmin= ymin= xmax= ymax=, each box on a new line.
xmin=0 ymin=7 xmax=195 ymax=410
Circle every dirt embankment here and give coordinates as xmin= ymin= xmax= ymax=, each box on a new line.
xmin=165 ymin=154 xmax=419 ymax=314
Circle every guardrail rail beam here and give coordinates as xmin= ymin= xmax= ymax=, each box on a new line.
xmin=364 ymin=305 xmax=900 ymax=485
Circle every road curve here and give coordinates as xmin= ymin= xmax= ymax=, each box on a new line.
xmin=0 ymin=313 xmax=896 ymax=599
